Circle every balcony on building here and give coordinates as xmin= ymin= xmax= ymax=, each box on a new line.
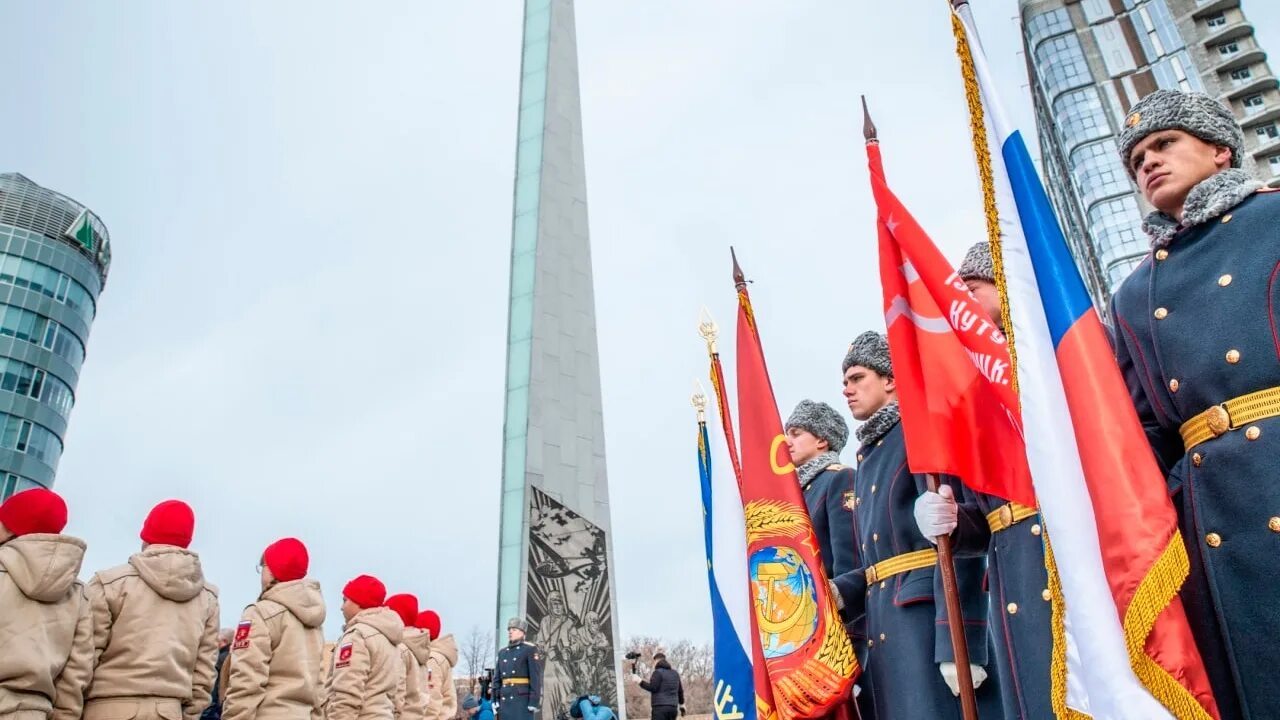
xmin=1213 ymin=44 xmax=1267 ymax=73
xmin=1238 ymin=101 xmax=1280 ymax=128
xmin=1222 ymin=70 xmax=1279 ymax=102
xmin=1203 ymin=19 xmax=1256 ymax=48
xmin=1192 ymin=0 xmax=1241 ymax=20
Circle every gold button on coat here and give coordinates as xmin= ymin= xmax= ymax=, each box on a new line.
xmin=871 ymin=484 xmax=877 ymax=493
xmin=1246 ymin=426 xmax=1261 ymax=441
xmin=1031 ymin=524 xmax=1042 ymax=536
xmin=1155 ymin=249 xmax=1169 ymax=261
xmin=880 ymin=633 xmax=886 ymax=641
xmin=1169 ymin=378 xmax=1180 ymax=393
xmin=1007 ymin=603 xmax=1018 ymax=615
xmin=1192 ymin=453 xmax=1203 ymax=467
xmin=857 ymin=454 xmax=864 ymax=462
xmin=1226 ymin=349 xmax=1241 ymax=364
xmin=1042 ymin=589 xmax=1051 ymax=602
xmin=1219 ymin=274 xmax=1233 ymax=287
xmin=1222 ymin=214 xmax=1233 ymax=223
xmin=1154 ymin=307 xmax=1169 ymax=320
xmin=1206 ymin=533 xmax=1222 ymax=548
xmin=1270 ymin=517 xmax=1280 ymax=533
xmin=873 ymin=533 xmax=879 ymax=541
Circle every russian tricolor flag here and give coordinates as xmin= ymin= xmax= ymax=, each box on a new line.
xmin=697 ymin=413 xmax=756 ymax=720
xmin=951 ymin=6 xmax=1217 ymax=719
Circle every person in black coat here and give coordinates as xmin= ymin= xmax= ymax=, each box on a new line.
xmin=631 ymin=654 xmax=683 ymax=720
xmin=1112 ymin=88 xmax=1280 ymax=719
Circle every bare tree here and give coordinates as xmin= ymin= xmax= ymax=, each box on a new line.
xmin=459 ymin=625 xmax=495 ymax=679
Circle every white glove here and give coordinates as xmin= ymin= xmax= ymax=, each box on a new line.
xmin=828 ymin=580 xmax=845 ymax=610
xmin=852 ymin=684 xmax=862 ymax=699
xmin=939 ymin=662 xmax=988 ymax=696
xmin=914 ymin=485 xmax=958 ymax=543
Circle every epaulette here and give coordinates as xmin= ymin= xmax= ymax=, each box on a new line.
xmin=522 ymin=641 xmax=537 ymax=648
xmin=828 ymin=464 xmax=847 ymax=471
xmin=1257 ymin=187 xmax=1280 ymax=194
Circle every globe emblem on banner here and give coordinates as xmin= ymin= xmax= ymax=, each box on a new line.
xmin=749 ymin=546 xmax=819 ymax=658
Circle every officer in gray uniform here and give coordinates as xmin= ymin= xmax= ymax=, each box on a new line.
xmin=1112 ymin=88 xmax=1280 ymax=719
xmin=494 ymin=618 xmax=543 ymax=720
xmin=914 ymin=242 xmax=1053 ymax=720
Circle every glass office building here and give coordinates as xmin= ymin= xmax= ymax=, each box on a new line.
xmin=1020 ymin=0 xmax=1279 ymax=312
xmin=0 ymin=173 xmax=110 ymax=499
xmin=497 ymin=0 xmax=623 ymax=713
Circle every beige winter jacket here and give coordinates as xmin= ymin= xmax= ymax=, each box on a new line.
xmin=85 ymin=545 xmax=220 ymax=720
xmin=222 ymin=580 xmax=326 ymax=720
xmin=395 ymin=630 xmax=429 ymax=720
xmin=323 ymin=608 xmax=404 ymax=720
xmin=421 ymin=635 xmax=457 ymax=720
xmin=0 ymin=534 xmax=93 ymax=720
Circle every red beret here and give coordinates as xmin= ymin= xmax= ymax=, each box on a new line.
xmin=0 ymin=488 xmax=68 ymax=537
xmin=262 ymin=538 xmax=309 ymax=582
xmin=343 ymin=574 xmax=386 ymax=609
xmin=416 ymin=610 xmax=441 ymax=640
xmin=386 ymin=593 xmax=419 ymax=627
xmin=140 ymin=500 xmax=195 ymax=548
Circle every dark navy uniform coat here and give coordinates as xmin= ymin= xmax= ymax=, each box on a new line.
xmin=832 ymin=421 xmax=1004 ymax=720
xmin=494 ymin=641 xmax=544 ymax=720
xmin=1112 ymin=189 xmax=1280 ymax=719
xmin=952 ymin=493 xmax=1052 ymax=720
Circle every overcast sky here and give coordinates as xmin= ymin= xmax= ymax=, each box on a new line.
xmin=4 ymin=1 xmax=1278 ymax=654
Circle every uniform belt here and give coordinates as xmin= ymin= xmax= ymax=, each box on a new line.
xmin=986 ymin=502 xmax=1038 ymax=534
xmin=865 ymin=548 xmax=937 ymax=584
xmin=504 ymin=678 xmax=530 ymax=685
xmin=1180 ymin=386 xmax=1280 ymax=451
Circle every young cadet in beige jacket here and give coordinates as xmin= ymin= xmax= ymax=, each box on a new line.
xmin=324 ymin=575 xmax=404 ymax=720
xmin=84 ymin=500 xmax=220 ymax=720
xmin=223 ymin=538 xmax=326 ymax=720
xmin=0 ymin=489 xmax=93 ymax=720
xmin=385 ymin=594 xmax=428 ymax=720
xmin=415 ymin=612 xmax=457 ymax=720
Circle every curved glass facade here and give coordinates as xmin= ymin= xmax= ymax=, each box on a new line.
xmin=0 ymin=173 xmax=108 ymax=497
xmin=1036 ymin=34 xmax=1093 ymax=99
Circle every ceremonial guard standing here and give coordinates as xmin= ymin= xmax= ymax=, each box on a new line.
xmin=1111 ymin=88 xmax=1280 ymax=719
xmin=832 ymin=332 xmax=1002 ymax=720
xmin=913 ymin=243 xmax=1053 ymax=720
xmin=493 ymin=619 xmax=542 ymax=720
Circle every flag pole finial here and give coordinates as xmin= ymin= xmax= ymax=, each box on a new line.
xmin=862 ymin=95 xmax=878 ymax=143
xmin=691 ymin=380 xmax=708 ymax=421
xmin=730 ymin=247 xmax=747 ymax=290
xmin=698 ymin=306 xmax=719 ymax=353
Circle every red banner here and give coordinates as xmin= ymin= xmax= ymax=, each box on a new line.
xmin=868 ymin=141 xmax=1035 ymax=507
xmin=734 ymin=283 xmax=856 ymax=720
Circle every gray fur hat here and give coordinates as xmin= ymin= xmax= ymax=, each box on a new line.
xmin=843 ymin=331 xmax=893 ymax=377
xmin=507 ymin=617 xmax=527 ymax=632
xmin=1117 ymin=90 xmax=1243 ymax=177
xmin=785 ymin=400 xmax=850 ymax=454
xmin=957 ymin=242 xmax=994 ymax=283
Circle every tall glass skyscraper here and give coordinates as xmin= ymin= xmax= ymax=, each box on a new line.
xmin=0 ymin=174 xmax=110 ymax=500
xmin=1020 ymin=0 xmax=1279 ymax=312
xmin=497 ymin=0 xmax=622 ymax=714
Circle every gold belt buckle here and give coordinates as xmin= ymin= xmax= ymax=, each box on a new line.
xmin=999 ymin=504 xmax=1014 ymax=528
xmin=866 ymin=565 xmax=879 ymax=584
xmin=1207 ymin=404 xmax=1231 ymax=437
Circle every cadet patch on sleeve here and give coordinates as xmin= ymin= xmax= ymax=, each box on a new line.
xmin=335 ymin=642 xmax=354 ymax=669
xmin=843 ymin=491 xmax=856 ymax=511
xmin=232 ymin=620 xmax=252 ymax=650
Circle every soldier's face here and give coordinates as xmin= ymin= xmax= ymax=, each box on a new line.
xmin=843 ymin=366 xmax=895 ymax=422
xmin=784 ymin=427 xmax=826 ymax=466
xmin=1129 ymin=130 xmax=1232 ymax=220
xmin=508 ymin=627 xmax=525 ymax=643
xmin=964 ymin=279 xmax=1002 ymax=333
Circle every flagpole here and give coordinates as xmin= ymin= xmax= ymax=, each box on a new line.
xmin=699 ymin=309 xmax=743 ymax=483
xmin=863 ymin=96 xmax=980 ymax=720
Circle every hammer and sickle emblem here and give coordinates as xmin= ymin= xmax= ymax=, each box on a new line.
xmin=755 ymin=562 xmax=811 ymax=635
xmin=769 ymin=434 xmax=795 ymax=476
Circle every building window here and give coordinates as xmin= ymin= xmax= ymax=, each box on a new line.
xmin=1072 ymin=140 xmax=1132 ymax=208
xmin=0 ymin=413 xmax=61 ymax=469
xmin=1036 ymin=34 xmax=1093 ymax=99
xmin=0 ymin=305 xmax=86 ymax=368
xmin=1244 ymin=94 xmax=1266 ymax=114
xmin=1219 ymin=42 xmax=1240 ymax=56
xmin=1054 ymin=87 xmax=1110 ymax=151
xmin=1269 ymin=155 xmax=1280 ymax=175
xmin=0 ymin=250 xmax=96 ymax=324
xmin=1153 ymin=53 xmax=1200 ymax=92
xmin=1206 ymin=13 xmax=1227 ymax=28
xmin=0 ymin=357 xmax=73 ymax=418
xmin=1081 ymin=0 xmax=1111 ymax=23
xmin=1231 ymin=67 xmax=1253 ymax=82
xmin=1025 ymin=8 xmax=1072 ymax=48
xmin=1256 ymin=124 xmax=1279 ymax=140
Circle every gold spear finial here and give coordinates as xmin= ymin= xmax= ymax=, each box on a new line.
xmin=691 ymin=379 xmax=708 ymax=422
xmin=698 ymin=306 xmax=719 ymax=354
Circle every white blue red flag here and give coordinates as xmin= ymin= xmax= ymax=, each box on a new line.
xmin=950 ymin=5 xmax=1217 ymax=719
xmin=696 ymin=407 xmax=756 ymax=720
